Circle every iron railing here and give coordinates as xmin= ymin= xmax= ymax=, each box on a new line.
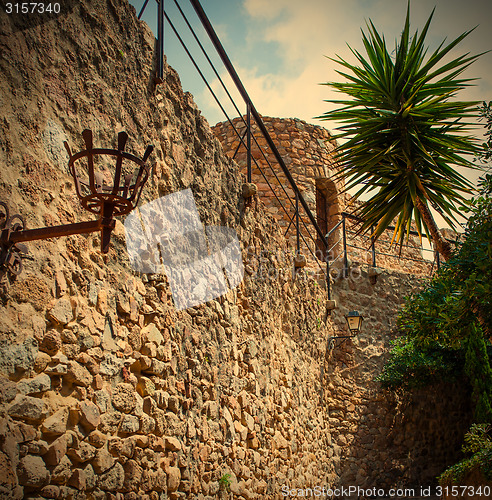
xmin=138 ymin=0 xmax=332 ymax=291
xmin=137 ymin=0 xmax=444 ymax=301
xmin=326 ymin=212 xmax=443 ymax=279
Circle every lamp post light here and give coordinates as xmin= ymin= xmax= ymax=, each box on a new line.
xmin=0 ymin=129 xmax=153 ymax=275
xmin=329 ymin=310 xmax=364 ymax=350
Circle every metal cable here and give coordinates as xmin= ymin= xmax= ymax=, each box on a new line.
xmin=164 ymin=12 xmax=238 ymax=134
xmin=138 ymin=0 xmax=151 ymax=19
xmin=171 ymin=0 xmax=329 ymax=258
xmin=172 ymin=0 xmax=245 ymax=121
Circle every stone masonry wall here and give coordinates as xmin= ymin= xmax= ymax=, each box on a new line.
xmin=212 ymin=117 xmax=343 ymax=257
xmin=213 ymin=117 xmax=433 ymax=277
xmin=0 ymin=1 xmax=470 ymax=499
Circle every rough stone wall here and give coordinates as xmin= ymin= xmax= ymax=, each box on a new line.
xmin=0 ymin=1 xmax=470 ymax=499
xmin=213 ymin=117 xmax=433 ymax=276
xmin=212 ymin=117 xmax=342 ymax=250
xmin=325 ymin=269 xmax=472 ymax=491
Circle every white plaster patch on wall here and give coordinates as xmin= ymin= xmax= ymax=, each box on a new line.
xmin=41 ymin=120 xmax=69 ymax=172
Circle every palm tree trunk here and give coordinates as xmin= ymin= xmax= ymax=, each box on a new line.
xmin=414 ymin=196 xmax=452 ymax=261
xmin=415 ymin=199 xmax=490 ymax=339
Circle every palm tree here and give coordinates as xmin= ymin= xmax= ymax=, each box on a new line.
xmin=318 ymin=5 xmax=484 ymax=261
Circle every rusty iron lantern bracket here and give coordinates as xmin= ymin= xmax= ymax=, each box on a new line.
xmin=0 ymin=129 xmax=153 ymax=276
xmin=328 ymin=333 xmax=357 ymax=350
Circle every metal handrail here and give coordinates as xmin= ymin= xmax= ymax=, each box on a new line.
xmin=167 ymin=0 xmax=332 ymax=292
xmin=188 ymin=0 xmax=329 ymax=249
xmin=161 ymin=1 xmax=330 ymax=283
xmin=161 ymin=4 xmax=328 ymax=279
xmin=136 ymin=0 xmax=443 ymax=303
xmin=327 ymin=236 xmax=342 ymax=256
xmin=338 ymin=212 xmax=444 ymax=274
xmin=326 ymin=219 xmax=343 ymax=237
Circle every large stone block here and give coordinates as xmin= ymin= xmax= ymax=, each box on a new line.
xmin=44 ymin=434 xmax=69 ymax=466
xmin=17 ymin=373 xmax=51 ymax=395
xmin=120 ymin=414 xmax=140 ymax=434
xmin=17 ymin=455 xmax=50 ymax=488
xmin=78 ymin=400 xmax=101 ymax=431
xmin=67 ymin=441 xmax=96 ymax=464
xmin=92 ymin=447 xmax=115 ymax=474
xmin=8 ymin=395 xmax=47 ymax=423
xmin=141 ymin=323 xmax=164 ymax=345
xmin=0 ymin=376 xmax=17 ymax=404
xmin=166 ymin=466 xmax=181 ymax=492
xmin=65 ymin=361 xmax=92 ymax=387
xmin=123 ymin=460 xmax=143 ymax=491
xmin=0 ymin=338 xmax=38 ymax=377
xmin=97 ymin=462 xmax=124 ymax=491
xmin=112 ymin=383 xmax=136 ymax=413
xmin=50 ymin=455 xmax=73 ymax=484
xmin=47 ymin=297 xmax=74 ymax=326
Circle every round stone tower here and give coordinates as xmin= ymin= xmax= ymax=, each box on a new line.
xmin=213 ymin=116 xmax=429 ymax=274
xmin=213 ymin=116 xmax=347 ymax=260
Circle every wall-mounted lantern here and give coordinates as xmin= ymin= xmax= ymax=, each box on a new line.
xmin=0 ymin=129 xmax=153 ymax=275
xmin=329 ymin=310 xmax=364 ymax=349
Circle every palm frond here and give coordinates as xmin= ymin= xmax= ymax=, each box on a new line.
xmin=317 ymin=3 xmax=483 ymax=249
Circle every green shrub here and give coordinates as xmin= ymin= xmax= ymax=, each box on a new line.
xmin=376 ymin=337 xmax=464 ymax=390
xmin=379 ymin=173 xmax=492 ymax=423
xmin=439 ymin=424 xmax=492 ymax=484
xmin=219 ymin=473 xmax=231 ymax=491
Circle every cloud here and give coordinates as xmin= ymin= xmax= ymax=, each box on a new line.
xmin=211 ymin=1 xmax=491 ymax=125
xmin=196 ymin=0 xmax=492 ymax=221
xmin=200 ymin=0 xmax=374 ymax=126
xmin=243 ymin=0 xmax=286 ymax=19
xmin=197 ymin=0 xmax=492 ymax=155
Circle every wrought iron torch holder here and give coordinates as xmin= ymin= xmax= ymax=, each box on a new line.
xmin=0 ymin=129 xmax=153 ymax=275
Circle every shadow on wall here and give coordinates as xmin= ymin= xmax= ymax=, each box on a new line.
xmin=323 ymin=321 xmax=472 ymax=493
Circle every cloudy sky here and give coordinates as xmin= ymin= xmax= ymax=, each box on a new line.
xmin=131 ymin=0 xmax=492 ymax=133
xmin=130 ymin=0 xmax=492 ymax=219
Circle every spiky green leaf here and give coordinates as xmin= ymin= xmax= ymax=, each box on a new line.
xmin=317 ymin=3 xmax=485 ymax=251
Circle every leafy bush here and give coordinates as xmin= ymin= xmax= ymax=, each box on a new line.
xmin=376 ymin=337 xmax=464 ymax=390
xmin=378 ymin=173 xmax=492 ymax=423
xmin=439 ymin=424 xmax=492 ymax=483
xmin=477 ymin=101 xmax=492 ymax=164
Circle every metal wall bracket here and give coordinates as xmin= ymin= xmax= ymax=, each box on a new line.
xmin=328 ymin=334 xmax=356 ymax=350
xmin=0 ymin=130 xmax=153 ymax=277
xmin=0 ymin=202 xmax=28 ymax=275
